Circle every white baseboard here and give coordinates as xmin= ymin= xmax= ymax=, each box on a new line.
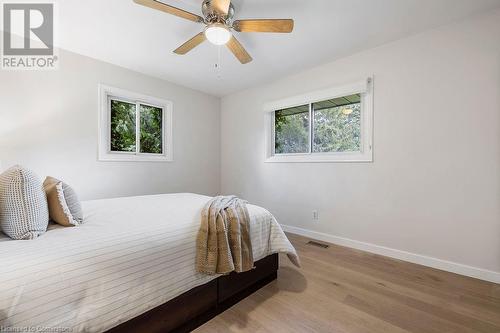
xmin=281 ymin=224 xmax=500 ymax=284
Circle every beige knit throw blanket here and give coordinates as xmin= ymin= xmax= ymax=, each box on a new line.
xmin=196 ymin=196 xmax=254 ymax=275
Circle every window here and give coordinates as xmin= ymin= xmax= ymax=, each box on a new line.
xmin=312 ymin=94 xmax=361 ymax=153
xmin=274 ymin=104 xmax=310 ymax=154
xmin=98 ymin=85 xmax=173 ymax=162
xmin=265 ymin=79 xmax=373 ymax=162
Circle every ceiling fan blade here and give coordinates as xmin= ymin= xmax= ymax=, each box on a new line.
xmin=133 ymin=0 xmax=204 ymax=23
xmin=226 ymin=35 xmax=252 ymax=64
xmin=233 ymin=19 xmax=294 ymax=33
xmin=212 ymin=0 xmax=231 ymax=16
xmin=173 ymin=32 xmax=206 ymax=55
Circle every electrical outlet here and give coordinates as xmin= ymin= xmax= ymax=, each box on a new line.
xmin=312 ymin=210 xmax=319 ymax=221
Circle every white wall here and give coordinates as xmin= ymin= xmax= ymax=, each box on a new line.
xmin=0 ymin=49 xmax=221 ymax=200
xmin=221 ymin=11 xmax=500 ymax=277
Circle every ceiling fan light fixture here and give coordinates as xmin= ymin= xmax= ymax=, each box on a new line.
xmin=134 ymin=0 xmax=294 ymax=64
xmin=204 ymin=23 xmax=231 ymax=45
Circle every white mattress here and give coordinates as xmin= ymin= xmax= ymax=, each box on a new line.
xmin=0 ymin=193 xmax=298 ymax=332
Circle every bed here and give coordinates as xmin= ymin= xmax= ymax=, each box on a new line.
xmin=0 ymin=193 xmax=297 ymax=332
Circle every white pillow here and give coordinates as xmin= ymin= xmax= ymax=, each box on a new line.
xmin=0 ymin=166 xmax=49 ymax=239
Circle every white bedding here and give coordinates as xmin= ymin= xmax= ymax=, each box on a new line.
xmin=0 ymin=193 xmax=298 ymax=332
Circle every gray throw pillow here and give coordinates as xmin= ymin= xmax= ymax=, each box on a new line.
xmin=0 ymin=166 xmax=49 ymax=239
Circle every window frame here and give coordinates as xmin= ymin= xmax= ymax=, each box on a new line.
xmin=98 ymin=84 xmax=173 ymax=162
xmin=265 ymin=78 xmax=373 ymax=163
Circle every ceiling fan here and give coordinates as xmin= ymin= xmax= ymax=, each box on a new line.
xmin=133 ymin=0 xmax=294 ymax=64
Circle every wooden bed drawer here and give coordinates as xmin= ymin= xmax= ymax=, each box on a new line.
xmin=218 ymin=253 xmax=279 ymax=303
xmin=107 ymin=254 xmax=278 ymax=333
xmin=108 ymin=280 xmax=218 ymax=333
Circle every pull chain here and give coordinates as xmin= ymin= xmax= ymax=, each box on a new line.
xmin=215 ymin=45 xmax=222 ymax=79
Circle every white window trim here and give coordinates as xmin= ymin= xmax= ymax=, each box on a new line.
xmin=264 ymin=78 xmax=374 ymax=163
xmin=98 ymin=84 xmax=173 ymax=162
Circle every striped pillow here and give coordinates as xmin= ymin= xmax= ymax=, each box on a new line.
xmin=0 ymin=166 xmax=49 ymax=239
xmin=43 ymin=176 xmax=83 ymax=226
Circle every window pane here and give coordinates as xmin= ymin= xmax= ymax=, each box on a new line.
xmin=140 ymin=104 xmax=163 ymax=154
xmin=313 ymin=94 xmax=361 ymax=153
xmin=110 ymin=99 xmax=136 ymax=152
xmin=274 ymin=104 xmax=310 ymax=154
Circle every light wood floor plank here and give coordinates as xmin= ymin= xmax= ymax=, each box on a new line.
xmin=195 ymin=233 xmax=500 ymax=333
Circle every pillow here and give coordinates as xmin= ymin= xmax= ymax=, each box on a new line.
xmin=0 ymin=165 xmax=49 ymax=240
xmin=43 ymin=176 xmax=83 ymax=226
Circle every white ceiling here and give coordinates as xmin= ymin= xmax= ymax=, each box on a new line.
xmin=58 ymin=0 xmax=500 ymax=96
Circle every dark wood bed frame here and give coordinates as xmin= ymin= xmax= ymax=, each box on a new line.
xmin=107 ymin=253 xmax=279 ymax=333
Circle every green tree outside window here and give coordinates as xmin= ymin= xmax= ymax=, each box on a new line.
xmin=110 ymin=99 xmax=164 ymax=155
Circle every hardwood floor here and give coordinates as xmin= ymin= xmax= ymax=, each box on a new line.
xmin=194 ymin=233 xmax=500 ymax=333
